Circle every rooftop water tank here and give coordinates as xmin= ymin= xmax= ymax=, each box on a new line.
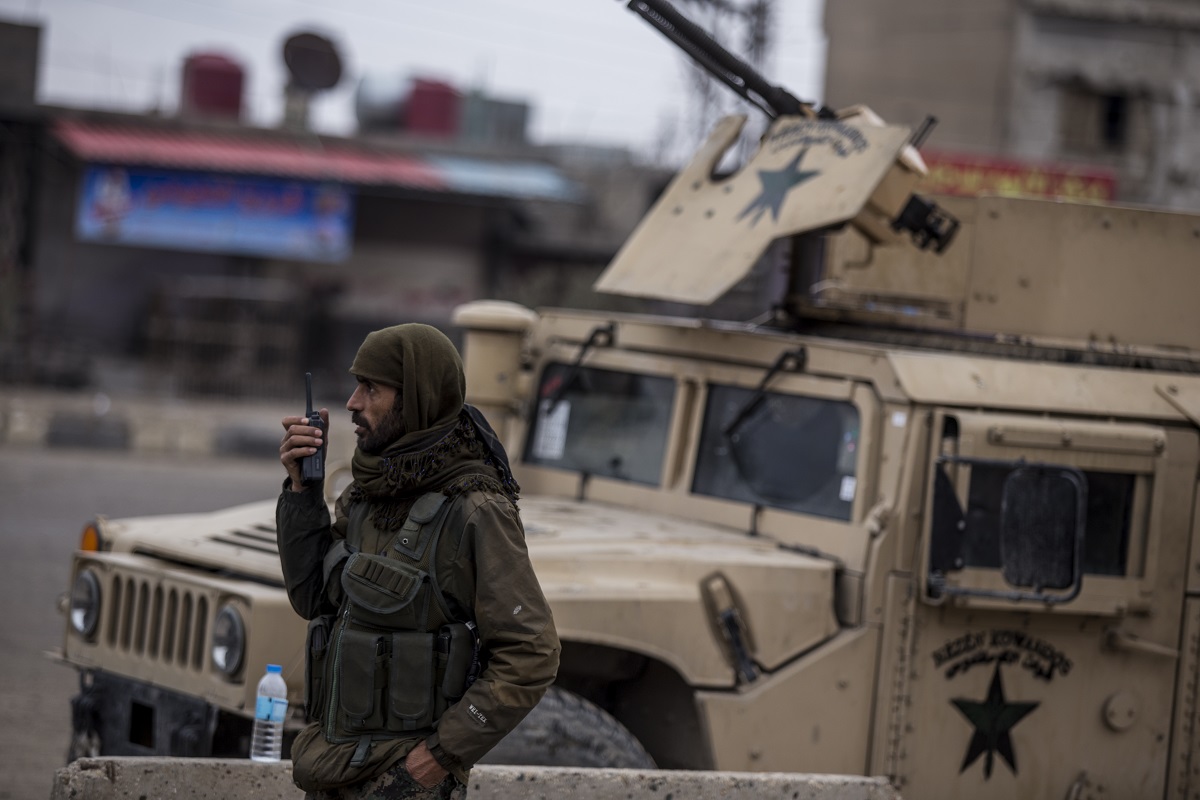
xmin=180 ymin=53 xmax=244 ymax=120
xmin=404 ymin=78 xmax=460 ymax=138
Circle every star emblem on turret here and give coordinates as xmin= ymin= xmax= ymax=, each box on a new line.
xmin=737 ymin=147 xmax=819 ymax=225
xmin=951 ymin=665 xmax=1040 ymax=779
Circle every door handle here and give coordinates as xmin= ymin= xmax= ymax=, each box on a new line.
xmin=1105 ymin=628 xmax=1178 ymax=659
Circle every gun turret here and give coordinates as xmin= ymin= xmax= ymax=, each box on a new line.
xmin=616 ymin=0 xmax=958 ymax=260
xmin=595 ymin=0 xmax=959 ymax=307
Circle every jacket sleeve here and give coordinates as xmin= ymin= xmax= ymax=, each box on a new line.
xmin=275 ymin=481 xmax=349 ymax=620
xmin=426 ymin=495 xmax=561 ymax=771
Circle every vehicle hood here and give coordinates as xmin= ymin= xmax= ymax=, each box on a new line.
xmin=103 ymin=494 xmax=840 ymax=687
xmin=103 ymin=499 xmax=284 ymax=586
xmin=519 ymin=496 xmax=840 ymax=686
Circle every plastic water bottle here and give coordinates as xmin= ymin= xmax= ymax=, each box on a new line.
xmin=250 ymin=664 xmax=288 ymax=762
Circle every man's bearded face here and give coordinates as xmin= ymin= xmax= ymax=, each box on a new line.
xmin=351 ymin=386 xmax=404 ymax=455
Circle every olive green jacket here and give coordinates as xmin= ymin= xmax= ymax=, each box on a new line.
xmin=277 ymin=480 xmax=560 ymax=787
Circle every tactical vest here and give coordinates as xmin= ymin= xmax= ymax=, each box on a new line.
xmin=303 ymin=491 xmax=479 ymax=767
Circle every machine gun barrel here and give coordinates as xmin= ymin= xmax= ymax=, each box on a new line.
xmin=625 ymin=0 xmax=833 ymax=120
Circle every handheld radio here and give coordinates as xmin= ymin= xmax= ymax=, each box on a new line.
xmin=300 ymin=372 xmax=325 ymax=485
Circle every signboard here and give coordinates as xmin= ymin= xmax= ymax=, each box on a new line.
xmin=920 ymin=151 xmax=1117 ymax=202
xmin=75 ymin=165 xmax=354 ymax=262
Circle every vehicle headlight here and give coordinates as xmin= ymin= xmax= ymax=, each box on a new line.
xmin=211 ymin=605 xmax=246 ymax=678
xmin=69 ymin=569 xmax=101 ymax=639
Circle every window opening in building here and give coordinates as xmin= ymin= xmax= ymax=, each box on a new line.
xmin=1101 ymin=93 xmax=1128 ymax=150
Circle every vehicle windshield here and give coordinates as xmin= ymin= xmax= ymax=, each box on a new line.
xmin=524 ymin=363 xmax=675 ymax=485
xmin=693 ymin=384 xmax=860 ymax=520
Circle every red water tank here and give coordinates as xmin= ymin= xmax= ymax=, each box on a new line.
xmin=181 ymin=53 xmax=244 ymax=119
xmin=403 ymin=78 xmax=460 ymax=138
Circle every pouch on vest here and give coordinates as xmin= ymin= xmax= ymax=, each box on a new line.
xmin=337 ymin=627 xmax=390 ymax=732
xmin=438 ymin=622 xmax=478 ymax=701
xmin=340 ymin=552 xmax=431 ymax=630
xmin=387 ymin=630 xmax=437 ymax=731
xmin=391 ymin=492 xmax=447 ymax=561
xmin=304 ymin=614 xmax=334 ymax=722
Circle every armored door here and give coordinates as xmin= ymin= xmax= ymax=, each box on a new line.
xmin=888 ymin=410 xmax=1197 ymax=799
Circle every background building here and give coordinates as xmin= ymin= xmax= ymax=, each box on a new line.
xmin=11 ymin=1 xmax=1195 ymax=401
xmin=0 ymin=23 xmax=684 ymax=399
xmin=824 ymin=0 xmax=1200 ymax=210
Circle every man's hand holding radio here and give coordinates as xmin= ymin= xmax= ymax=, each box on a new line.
xmin=280 ymin=409 xmax=328 ymax=492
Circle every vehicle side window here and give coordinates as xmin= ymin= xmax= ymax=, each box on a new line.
xmin=692 ymin=384 xmax=860 ymax=520
xmin=524 ymin=363 xmax=675 ymax=486
xmin=949 ymin=464 xmax=1134 ymax=576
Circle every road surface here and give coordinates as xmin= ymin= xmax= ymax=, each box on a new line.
xmin=0 ymin=445 xmax=283 ymax=800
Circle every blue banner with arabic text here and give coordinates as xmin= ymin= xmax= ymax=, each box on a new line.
xmin=75 ymin=165 xmax=354 ymax=262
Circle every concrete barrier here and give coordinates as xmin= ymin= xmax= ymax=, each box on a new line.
xmin=51 ymin=759 xmax=902 ymax=799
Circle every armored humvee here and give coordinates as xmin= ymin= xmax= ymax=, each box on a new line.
xmin=56 ymin=2 xmax=1200 ymax=797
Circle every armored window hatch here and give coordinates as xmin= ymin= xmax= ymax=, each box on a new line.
xmin=922 ymin=411 xmax=1168 ymax=616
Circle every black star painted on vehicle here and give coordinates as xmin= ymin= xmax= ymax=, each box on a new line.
xmin=951 ymin=665 xmax=1039 ymax=779
xmin=736 ymin=147 xmax=819 ymax=226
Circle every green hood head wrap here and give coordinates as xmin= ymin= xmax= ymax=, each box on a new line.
xmin=346 ymin=323 xmax=519 ymax=529
xmin=349 ymin=323 xmax=465 ymax=442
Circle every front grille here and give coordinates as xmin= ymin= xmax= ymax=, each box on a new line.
xmin=103 ymin=573 xmax=210 ymax=671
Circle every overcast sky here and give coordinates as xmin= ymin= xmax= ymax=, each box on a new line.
xmin=0 ymin=0 xmax=827 ymax=161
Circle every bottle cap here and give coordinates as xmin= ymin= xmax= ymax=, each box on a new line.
xmin=267 ymin=664 xmax=282 ymax=673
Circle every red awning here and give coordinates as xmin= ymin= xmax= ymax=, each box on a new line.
xmin=54 ymin=118 xmax=447 ymax=190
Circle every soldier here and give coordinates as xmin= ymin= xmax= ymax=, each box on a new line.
xmin=277 ymin=323 xmax=560 ymax=799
